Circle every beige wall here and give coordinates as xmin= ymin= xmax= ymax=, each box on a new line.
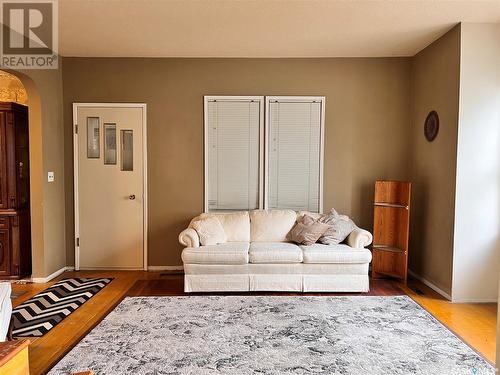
xmin=8 ymin=66 xmax=66 ymax=278
xmin=62 ymin=58 xmax=411 ymax=267
xmin=408 ymin=25 xmax=461 ymax=295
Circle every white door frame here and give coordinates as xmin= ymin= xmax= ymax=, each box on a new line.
xmin=72 ymin=103 xmax=148 ymax=271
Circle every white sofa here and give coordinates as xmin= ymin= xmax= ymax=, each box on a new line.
xmin=179 ymin=210 xmax=373 ymax=293
xmin=0 ymin=283 xmax=11 ymax=341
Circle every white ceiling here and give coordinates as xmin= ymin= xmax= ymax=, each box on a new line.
xmin=59 ymin=0 xmax=500 ymax=58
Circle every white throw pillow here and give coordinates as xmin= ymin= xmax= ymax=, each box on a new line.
xmin=199 ymin=211 xmax=250 ymax=242
xmin=192 ymin=217 xmax=227 ymax=246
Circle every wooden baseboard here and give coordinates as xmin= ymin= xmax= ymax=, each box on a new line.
xmin=408 ymin=269 xmax=452 ymax=300
xmin=147 ymin=266 xmax=184 ymax=272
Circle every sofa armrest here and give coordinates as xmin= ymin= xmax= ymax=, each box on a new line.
xmin=179 ymin=228 xmax=200 ymax=248
xmin=346 ymin=227 xmax=373 ymax=249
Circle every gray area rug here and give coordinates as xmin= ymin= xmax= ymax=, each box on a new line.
xmin=49 ymin=296 xmax=494 ymax=375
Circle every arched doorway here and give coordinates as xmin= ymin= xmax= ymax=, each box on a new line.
xmin=0 ymin=69 xmax=44 ymax=279
xmin=0 ymin=71 xmax=28 ymax=104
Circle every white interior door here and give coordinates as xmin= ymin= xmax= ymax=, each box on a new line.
xmin=74 ymin=104 xmax=147 ymax=270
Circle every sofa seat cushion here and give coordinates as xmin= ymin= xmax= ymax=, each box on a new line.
xmin=300 ymin=244 xmax=372 ymax=264
xmin=182 ymin=242 xmax=249 ymax=265
xmin=249 ymin=242 xmax=303 ymax=264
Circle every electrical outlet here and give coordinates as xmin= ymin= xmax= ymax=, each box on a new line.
xmin=48 ymin=171 xmax=55 ymax=182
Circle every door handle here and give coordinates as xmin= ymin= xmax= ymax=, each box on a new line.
xmin=129 ymin=195 xmax=136 ymax=200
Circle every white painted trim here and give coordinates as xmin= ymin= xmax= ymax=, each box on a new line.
xmin=141 ymin=105 xmax=148 ymax=271
xmin=408 ymin=269 xmax=452 ymax=301
xmin=203 ymin=96 xmax=265 ymax=213
xmin=203 ymin=97 xmax=208 ymax=213
xmin=451 ymin=297 xmax=498 ymax=303
xmin=31 ymin=266 xmax=75 ymax=284
xmin=72 ymin=103 xmax=80 ymax=270
xmin=258 ymin=98 xmax=265 ymax=210
xmin=264 ymin=96 xmax=326 ymax=213
xmin=78 ymin=267 xmax=145 ymax=271
xmin=319 ymin=98 xmax=325 ymax=214
xmin=147 ymin=266 xmax=184 ymax=271
xmin=72 ymin=103 xmax=148 ymax=271
xmin=264 ymin=98 xmax=270 ymax=210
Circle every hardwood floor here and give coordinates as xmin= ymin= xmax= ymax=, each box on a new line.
xmin=127 ymin=274 xmax=404 ymax=297
xmin=401 ymin=278 xmax=497 ymax=364
xmin=11 ymin=271 xmax=497 ymax=374
xmin=12 ymin=271 xmax=156 ymax=375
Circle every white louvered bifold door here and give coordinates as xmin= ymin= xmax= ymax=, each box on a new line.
xmin=267 ymin=99 xmax=323 ymax=212
xmin=206 ymin=99 xmax=261 ymax=211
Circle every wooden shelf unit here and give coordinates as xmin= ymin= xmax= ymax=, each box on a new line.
xmin=372 ymin=180 xmax=411 ymax=282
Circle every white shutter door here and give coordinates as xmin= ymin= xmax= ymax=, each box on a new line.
xmin=268 ymin=100 xmax=322 ymax=212
xmin=207 ymin=100 xmax=260 ymax=211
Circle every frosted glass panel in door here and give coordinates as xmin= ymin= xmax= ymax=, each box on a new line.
xmin=121 ymin=130 xmax=133 ymax=171
xmin=104 ymin=123 xmax=117 ymax=165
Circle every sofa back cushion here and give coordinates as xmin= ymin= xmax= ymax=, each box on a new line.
xmin=250 ymin=209 xmax=297 ymax=242
xmin=195 ymin=211 xmax=250 ymax=242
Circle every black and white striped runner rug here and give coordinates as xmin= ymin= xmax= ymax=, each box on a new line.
xmin=12 ymin=277 xmax=113 ymax=337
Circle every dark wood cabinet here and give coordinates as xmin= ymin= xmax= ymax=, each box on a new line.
xmin=0 ymin=102 xmax=31 ymax=279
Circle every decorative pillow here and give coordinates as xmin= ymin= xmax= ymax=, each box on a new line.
xmin=318 ymin=208 xmax=356 ymax=245
xmin=199 ymin=211 xmax=250 ymax=242
xmin=191 ymin=217 xmax=227 ymax=246
xmin=288 ymin=215 xmax=330 ymax=246
xmin=297 ymin=211 xmax=322 ymax=221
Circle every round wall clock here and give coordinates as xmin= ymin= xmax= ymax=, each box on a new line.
xmin=424 ymin=110 xmax=439 ymax=142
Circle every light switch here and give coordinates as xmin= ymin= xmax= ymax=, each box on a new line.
xmin=48 ymin=171 xmax=55 ymax=182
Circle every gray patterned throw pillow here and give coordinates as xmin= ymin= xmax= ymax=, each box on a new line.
xmin=288 ymin=215 xmax=330 ymax=246
xmin=318 ymin=208 xmax=355 ymax=245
